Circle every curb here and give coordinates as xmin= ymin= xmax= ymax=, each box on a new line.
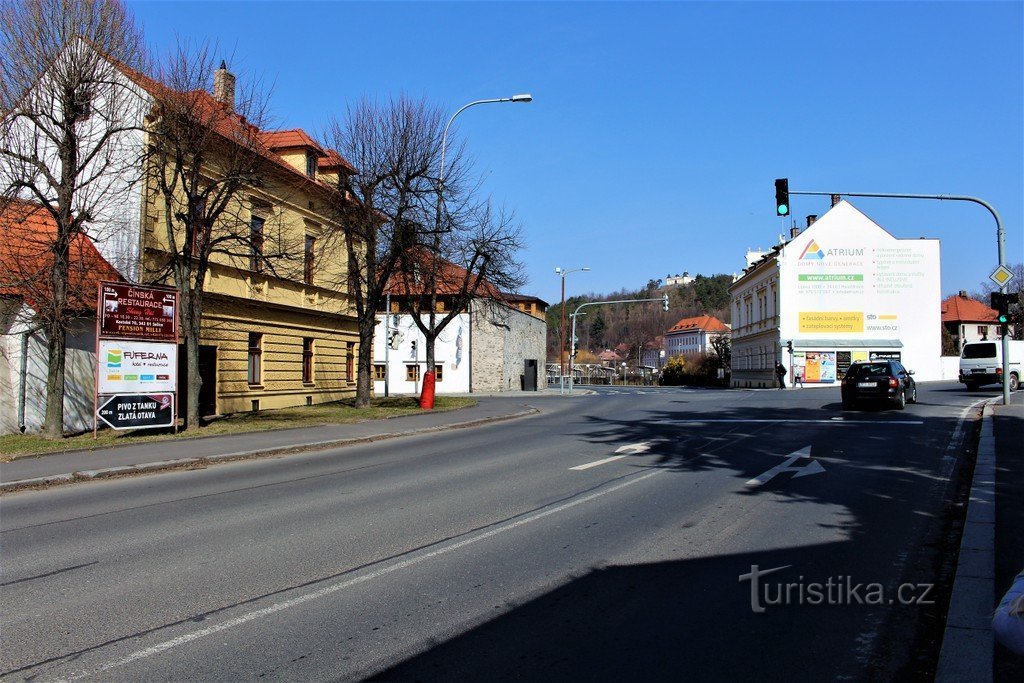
xmin=2 ymin=403 xmax=477 ymax=464
xmin=936 ymin=400 xmax=997 ymax=682
xmin=0 ymin=406 xmax=540 ymax=493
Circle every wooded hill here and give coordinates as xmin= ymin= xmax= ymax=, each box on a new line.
xmin=545 ymin=273 xmax=734 ymax=362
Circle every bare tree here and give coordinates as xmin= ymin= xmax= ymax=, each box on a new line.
xmin=320 ymin=96 xmax=441 ymax=408
xmin=0 ymin=0 xmax=145 ymax=437
xmin=144 ymin=42 xmax=279 ymax=430
xmin=392 ymin=197 xmax=527 ymax=384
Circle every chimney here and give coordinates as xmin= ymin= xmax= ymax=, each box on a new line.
xmin=959 ymin=290 xmax=967 ymax=298
xmin=807 ymin=214 xmax=817 ymax=227
xmin=830 ymin=194 xmax=841 ymax=207
xmin=213 ymin=61 xmax=235 ymax=111
xmin=790 ymin=226 xmax=801 ymax=239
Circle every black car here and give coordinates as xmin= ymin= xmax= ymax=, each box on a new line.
xmin=840 ymin=360 xmax=917 ymax=410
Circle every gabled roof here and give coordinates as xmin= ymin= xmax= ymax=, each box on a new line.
xmin=102 ymin=52 xmax=357 ymax=191
xmin=258 ymin=129 xmax=325 ymax=155
xmin=941 ymin=294 xmax=998 ymax=324
xmin=666 ymin=315 xmax=730 ymax=334
xmin=597 ymin=349 xmax=623 ymax=362
xmin=0 ymin=200 xmax=124 ymax=312
xmin=384 ymin=249 xmax=503 ymax=300
xmin=501 ymin=292 xmax=549 ymax=308
xmin=318 ymin=148 xmax=357 ymax=174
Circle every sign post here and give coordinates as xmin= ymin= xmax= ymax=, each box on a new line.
xmin=95 ymin=282 xmax=179 ymax=435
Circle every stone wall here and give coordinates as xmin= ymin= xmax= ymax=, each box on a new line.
xmin=471 ymin=299 xmax=547 ymax=392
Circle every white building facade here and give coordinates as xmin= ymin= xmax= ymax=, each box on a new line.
xmin=664 ymin=316 xmax=730 ymax=359
xmin=374 ymin=299 xmax=547 ymax=395
xmin=730 ymin=201 xmax=942 ymax=388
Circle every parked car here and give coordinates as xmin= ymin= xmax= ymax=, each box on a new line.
xmin=841 ymin=360 xmax=917 ymax=410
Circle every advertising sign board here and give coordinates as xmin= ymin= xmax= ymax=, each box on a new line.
xmin=99 ymin=282 xmax=177 ymax=341
xmin=97 ymin=339 xmax=177 ymax=393
xmin=96 ymin=394 xmax=174 ymax=430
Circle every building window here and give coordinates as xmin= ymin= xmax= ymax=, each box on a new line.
xmin=406 ymin=364 xmax=420 ymax=382
xmin=302 ymin=338 xmax=314 ymax=384
xmin=190 ymin=197 xmax=207 ymax=256
xmin=248 ymin=332 xmax=263 ymax=385
xmin=435 ymin=364 xmax=443 ymax=382
xmin=306 ymin=152 xmax=317 ymax=179
xmin=374 ymin=364 xmax=386 ymax=381
xmin=250 ymin=215 xmax=264 ymax=272
xmin=346 ymin=342 xmax=355 ymax=383
xmin=304 ymin=235 xmax=316 ymax=285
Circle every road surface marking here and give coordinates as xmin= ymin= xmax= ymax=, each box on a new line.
xmin=653 ymin=418 xmax=922 ymax=425
xmin=746 ymin=446 xmax=826 ymax=487
xmin=56 ymin=469 xmax=663 ymax=682
xmin=569 ymin=455 xmax=628 ymax=470
xmin=569 ymin=442 xmax=657 ymax=471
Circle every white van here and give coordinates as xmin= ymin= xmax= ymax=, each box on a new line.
xmin=959 ymin=340 xmax=1023 ymax=391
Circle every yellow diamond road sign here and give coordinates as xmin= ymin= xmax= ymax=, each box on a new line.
xmin=990 ymin=265 xmax=1015 ymax=287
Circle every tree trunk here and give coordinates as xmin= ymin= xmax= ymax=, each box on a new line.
xmin=42 ymin=322 xmax=67 ymax=438
xmin=182 ymin=290 xmax=203 ymax=432
xmin=355 ymin=316 xmax=375 ymax=408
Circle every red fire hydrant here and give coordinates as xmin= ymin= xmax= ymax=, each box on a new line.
xmin=419 ymin=370 xmax=436 ymax=410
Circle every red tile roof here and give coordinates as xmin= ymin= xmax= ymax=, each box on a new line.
xmin=667 ymin=315 xmax=730 ymax=334
xmin=941 ymin=294 xmax=998 ymax=323
xmin=318 ymin=148 xmax=357 ymax=174
xmin=106 ymin=56 xmax=357 ymax=190
xmin=384 ymin=249 xmax=503 ymax=300
xmin=597 ymin=350 xmax=623 ymax=362
xmin=258 ymin=129 xmax=325 ymax=155
xmin=0 ymin=200 xmax=124 ymax=313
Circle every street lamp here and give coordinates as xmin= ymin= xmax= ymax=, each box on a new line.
xmin=420 ymin=94 xmax=530 ymax=406
xmin=555 ymin=266 xmax=590 ymax=394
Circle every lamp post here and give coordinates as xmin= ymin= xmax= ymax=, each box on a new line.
xmin=555 ymin=266 xmax=589 ymax=394
xmin=420 ymin=93 xmax=530 ymax=406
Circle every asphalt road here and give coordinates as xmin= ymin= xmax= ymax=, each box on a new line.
xmin=0 ymin=382 xmax=992 ymax=681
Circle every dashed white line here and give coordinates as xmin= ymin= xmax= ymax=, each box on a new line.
xmin=569 ymin=455 xmax=629 ymax=470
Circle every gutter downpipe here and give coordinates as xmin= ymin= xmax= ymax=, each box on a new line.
xmin=17 ymin=330 xmax=29 ymax=432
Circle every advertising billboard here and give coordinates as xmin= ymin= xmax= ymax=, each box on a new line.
xmin=97 ymin=340 xmax=177 ymax=393
xmin=97 ymin=394 xmax=175 ymax=430
xmin=99 ymin=282 xmax=178 ymax=341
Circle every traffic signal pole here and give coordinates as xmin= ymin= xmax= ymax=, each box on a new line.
xmin=568 ymin=295 xmax=669 ymax=394
xmin=790 ymin=189 xmax=1011 ymax=405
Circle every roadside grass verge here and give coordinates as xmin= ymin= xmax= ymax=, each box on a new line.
xmin=0 ymin=396 xmax=476 ymax=460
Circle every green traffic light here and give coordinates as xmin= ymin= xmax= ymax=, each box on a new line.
xmin=998 ymin=314 xmax=1008 ymax=324
xmin=778 ymin=204 xmax=789 ymax=216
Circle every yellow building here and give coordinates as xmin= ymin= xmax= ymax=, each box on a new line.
xmin=129 ymin=65 xmax=362 ymax=417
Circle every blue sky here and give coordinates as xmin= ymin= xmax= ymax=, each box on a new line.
xmin=130 ymin=1 xmax=1023 ymax=306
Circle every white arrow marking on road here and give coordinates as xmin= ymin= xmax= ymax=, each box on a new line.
xmin=570 ymin=442 xmax=656 ymax=470
xmin=745 ymin=446 xmax=825 ymax=487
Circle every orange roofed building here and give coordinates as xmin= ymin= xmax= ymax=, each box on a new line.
xmin=665 ymin=315 xmax=730 ymax=359
xmin=2 ymin=43 xmax=366 ymax=430
xmin=0 ymin=200 xmax=124 ymax=433
xmin=941 ymin=291 xmax=1007 ymax=350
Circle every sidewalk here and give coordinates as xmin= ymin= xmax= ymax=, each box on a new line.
xmin=936 ymin=392 xmax=1024 ymax=682
xmin=0 ymin=396 xmax=543 ymax=491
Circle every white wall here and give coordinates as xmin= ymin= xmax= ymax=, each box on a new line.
xmin=373 ymin=313 xmax=471 ymax=395
xmin=1 ymin=304 xmax=97 ymax=435
xmin=777 ymin=201 xmax=942 ymax=381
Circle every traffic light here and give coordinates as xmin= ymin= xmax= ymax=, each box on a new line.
xmin=991 ymin=292 xmax=1011 ymax=324
xmin=662 ymin=294 xmax=669 ymax=312
xmin=786 ymin=340 xmax=794 ymax=354
xmin=775 ymin=178 xmax=790 ymax=217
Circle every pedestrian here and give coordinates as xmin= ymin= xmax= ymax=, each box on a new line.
xmin=775 ymin=361 xmax=787 ymax=389
xmin=994 ymin=568 xmax=1024 ymax=656
xmin=794 ymin=369 xmax=804 ymax=388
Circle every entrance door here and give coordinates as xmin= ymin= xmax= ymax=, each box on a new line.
xmin=178 ymin=344 xmax=218 ymax=418
xmin=523 ymin=359 xmax=538 ymax=391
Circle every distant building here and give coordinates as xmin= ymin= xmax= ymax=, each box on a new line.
xmin=941 ymin=292 xmax=1006 ymax=350
xmin=641 ymin=336 xmax=665 ymax=370
xmin=665 ymin=316 xmax=730 ymax=358
xmin=729 ymin=202 xmax=941 ymax=388
xmin=665 ymin=272 xmax=693 ymax=287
